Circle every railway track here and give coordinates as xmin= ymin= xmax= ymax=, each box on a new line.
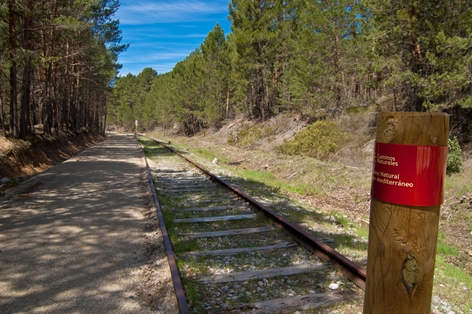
xmin=140 ymin=136 xmax=366 ymax=313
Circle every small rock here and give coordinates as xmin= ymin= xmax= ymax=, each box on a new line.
xmin=1 ymin=177 xmax=9 ymax=184
xmin=212 ymin=158 xmax=219 ymax=164
xmin=329 ymin=283 xmax=339 ymax=290
xmin=328 ymin=271 xmax=337 ymax=280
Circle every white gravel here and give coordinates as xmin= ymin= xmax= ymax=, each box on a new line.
xmin=0 ymin=133 xmax=177 ymax=313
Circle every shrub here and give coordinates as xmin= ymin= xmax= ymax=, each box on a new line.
xmin=447 ymin=136 xmax=463 ymax=175
xmin=229 ymin=124 xmax=278 ymax=146
xmin=276 ymin=120 xmax=348 ymax=159
xmin=235 ymin=126 xmax=262 ymax=146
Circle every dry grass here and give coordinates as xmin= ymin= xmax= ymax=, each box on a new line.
xmin=150 ymin=110 xmax=472 ymax=313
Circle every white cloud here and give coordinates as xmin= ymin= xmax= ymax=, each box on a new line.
xmin=118 ymin=47 xmax=195 ymax=75
xmin=117 ymin=0 xmax=228 ymax=25
xmin=119 ymin=51 xmax=190 ymax=63
xmin=123 ymin=31 xmax=208 ymax=41
xmin=119 ymin=62 xmax=176 ymax=75
xmin=116 ymin=0 xmax=231 ymax=75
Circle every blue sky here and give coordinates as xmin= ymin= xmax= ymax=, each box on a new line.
xmin=115 ymin=0 xmax=232 ymax=76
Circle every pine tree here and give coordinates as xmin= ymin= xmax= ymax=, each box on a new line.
xmin=200 ymin=23 xmax=230 ymax=125
xmin=288 ymin=0 xmax=371 ymax=115
xmin=229 ymin=0 xmax=283 ymax=121
xmin=368 ymin=0 xmax=472 ymax=110
xmin=1 ymin=0 xmax=127 ymax=139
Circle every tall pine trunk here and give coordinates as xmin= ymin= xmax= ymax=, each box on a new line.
xmin=8 ymin=0 xmax=18 ymax=138
xmin=20 ymin=2 xmax=33 ymax=139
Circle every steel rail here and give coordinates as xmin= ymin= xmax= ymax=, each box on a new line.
xmin=149 ymin=137 xmax=367 ymax=290
xmin=139 ymin=144 xmax=189 ymax=314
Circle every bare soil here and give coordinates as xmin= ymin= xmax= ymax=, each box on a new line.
xmin=0 ymin=132 xmax=106 ymax=179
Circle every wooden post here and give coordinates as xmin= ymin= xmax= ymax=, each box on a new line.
xmin=363 ymin=112 xmax=449 ymax=314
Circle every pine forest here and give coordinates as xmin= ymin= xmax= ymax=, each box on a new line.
xmin=1 ymin=0 xmax=472 ymax=141
xmin=0 ymin=0 xmax=127 ymax=139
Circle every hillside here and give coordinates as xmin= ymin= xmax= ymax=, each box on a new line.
xmin=0 ymin=131 xmax=105 ymax=193
xmin=165 ymin=113 xmax=472 ymax=253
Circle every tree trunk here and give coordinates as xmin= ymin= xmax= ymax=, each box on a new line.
xmin=0 ymin=73 xmax=6 ymax=134
xmin=20 ymin=2 xmax=33 ymax=139
xmin=9 ymin=0 xmax=18 ymax=138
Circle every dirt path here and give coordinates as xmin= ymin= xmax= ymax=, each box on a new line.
xmin=0 ymin=133 xmax=177 ymax=313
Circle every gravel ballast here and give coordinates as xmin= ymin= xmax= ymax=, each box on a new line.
xmin=0 ymin=133 xmax=177 ymax=313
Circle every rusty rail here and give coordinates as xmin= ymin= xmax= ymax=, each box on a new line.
xmin=140 ymin=144 xmax=189 ymax=314
xmin=148 ymin=137 xmax=367 ymax=290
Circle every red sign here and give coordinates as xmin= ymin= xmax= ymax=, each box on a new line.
xmin=371 ymin=142 xmax=448 ymax=206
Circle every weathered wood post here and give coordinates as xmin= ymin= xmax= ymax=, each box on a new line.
xmin=363 ymin=112 xmax=449 ymax=313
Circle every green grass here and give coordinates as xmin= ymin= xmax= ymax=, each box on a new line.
xmin=173 ymin=238 xmax=200 ymax=253
xmin=180 ymin=278 xmax=204 ymax=311
xmin=444 ymin=172 xmax=472 ymax=199
xmin=436 ymin=232 xmax=460 ymax=256
xmin=433 ymin=232 xmax=472 ymax=313
xmin=231 ymin=167 xmax=323 ymax=197
xmin=234 ymin=168 xmax=276 ymax=182
xmin=437 ymin=257 xmax=472 ymax=291
xmin=191 ymin=148 xmax=229 ymax=164
xmin=355 ymin=226 xmax=369 ymax=240
xmin=331 ymin=212 xmax=349 ymax=226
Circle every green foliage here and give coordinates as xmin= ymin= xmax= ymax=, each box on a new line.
xmin=447 ymin=136 xmax=463 ymax=175
xmin=107 ymin=0 xmax=472 ymax=145
xmin=228 ymin=124 xmax=277 ymax=146
xmin=369 ymin=0 xmax=472 ymax=111
xmin=287 ymin=0 xmax=371 ymax=113
xmin=3 ymin=0 xmax=127 ymax=138
xmin=276 ymin=120 xmax=348 ymax=159
xmin=237 ymin=126 xmax=262 ymax=146
xmin=228 ymin=0 xmax=304 ymax=120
